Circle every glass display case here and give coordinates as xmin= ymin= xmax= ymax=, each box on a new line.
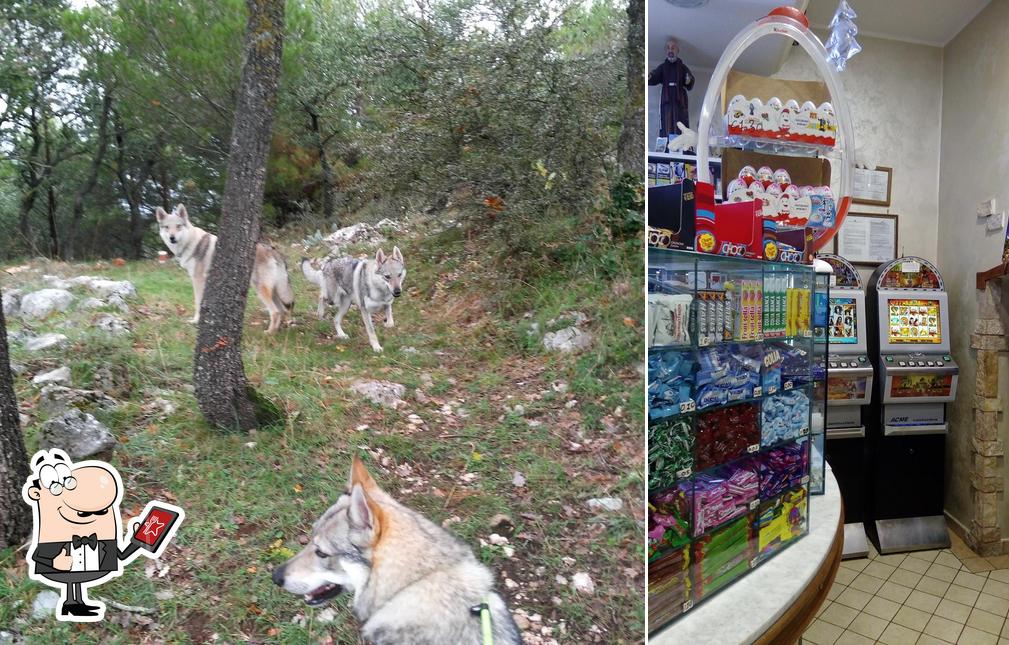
xmin=647 ymin=248 xmax=815 ymax=634
xmin=809 ymin=267 xmax=830 ymax=494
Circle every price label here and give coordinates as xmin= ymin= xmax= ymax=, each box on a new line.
xmin=676 ymin=467 xmax=692 ymax=479
xmin=699 ymin=336 xmax=711 ymax=347
xmin=799 ymin=426 xmax=810 ymax=437
xmin=756 ymin=333 xmax=764 ymax=341
xmin=784 ymin=381 xmax=793 ymax=391
xmin=803 ymin=329 xmax=813 ymax=337
xmin=902 ymin=260 xmax=921 ymax=273
xmin=679 ymin=400 xmax=696 ymax=413
xmin=683 ymin=600 xmax=694 ymax=612
xmin=802 ymin=475 xmax=810 ymax=485
xmin=767 ymin=385 xmax=778 ymax=395
xmin=747 ymin=443 xmax=760 ymax=454
xmin=749 ymin=499 xmax=759 ymax=510
xmin=752 ymin=386 xmax=762 ymax=398
xmin=749 ymin=557 xmax=758 ymax=568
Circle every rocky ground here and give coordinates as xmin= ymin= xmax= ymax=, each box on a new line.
xmin=0 ymin=217 xmax=644 ymax=643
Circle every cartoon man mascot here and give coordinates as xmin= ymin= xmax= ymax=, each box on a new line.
xmin=22 ymin=449 xmax=184 ymax=622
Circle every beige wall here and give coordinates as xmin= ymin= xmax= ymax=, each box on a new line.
xmin=775 ymin=33 xmax=944 ymax=282
xmin=938 ymin=0 xmax=1009 ymax=536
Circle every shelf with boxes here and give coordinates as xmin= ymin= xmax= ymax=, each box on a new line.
xmin=647 ymin=248 xmax=816 ymax=634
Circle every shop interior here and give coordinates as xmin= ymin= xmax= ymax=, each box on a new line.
xmin=646 ymin=1 xmax=1009 ymax=643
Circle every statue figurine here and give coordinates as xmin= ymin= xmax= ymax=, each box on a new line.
xmin=649 ymin=37 xmax=694 ymax=140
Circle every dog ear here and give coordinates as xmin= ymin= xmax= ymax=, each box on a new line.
xmin=349 ymin=455 xmax=379 ymax=493
xmin=392 ymin=246 xmax=403 ymax=262
xmin=175 ymin=204 xmax=189 ymax=221
xmin=155 ymin=207 xmax=168 ymax=223
xmin=375 ymin=248 xmax=386 ymax=265
xmin=348 ymin=483 xmax=384 ymax=539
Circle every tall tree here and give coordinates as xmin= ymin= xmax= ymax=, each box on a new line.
xmin=193 ymin=0 xmax=285 ymax=431
xmin=616 ymin=0 xmax=644 ymax=174
xmin=0 ymin=287 xmax=32 ymax=549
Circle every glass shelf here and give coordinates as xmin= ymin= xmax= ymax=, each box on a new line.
xmin=712 ymin=134 xmax=837 ymax=159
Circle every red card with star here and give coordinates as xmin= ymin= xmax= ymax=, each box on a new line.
xmin=130 ymin=505 xmax=182 ymax=552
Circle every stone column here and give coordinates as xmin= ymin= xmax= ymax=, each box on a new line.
xmin=968 ymin=283 xmax=1007 ymax=556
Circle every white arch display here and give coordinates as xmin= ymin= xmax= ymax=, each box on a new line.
xmin=695 ymin=7 xmax=854 ymax=253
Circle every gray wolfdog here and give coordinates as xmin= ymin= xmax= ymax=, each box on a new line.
xmin=301 ymin=247 xmax=405 ymax=353
xmin=272 ymin=457 xmax=522 ymax=644
xmin=156 ymin=204 xmax=294 ymax=333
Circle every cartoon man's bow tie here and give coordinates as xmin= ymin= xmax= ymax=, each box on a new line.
xmin=72 ymin=533 xmax=98 ymax=549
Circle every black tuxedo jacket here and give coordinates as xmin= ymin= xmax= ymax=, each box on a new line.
xmin=32 ymin=539 xmax=122 ymax=576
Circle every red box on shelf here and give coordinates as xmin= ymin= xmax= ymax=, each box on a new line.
xmin=694 ymin=182 xmax=763 ymax=259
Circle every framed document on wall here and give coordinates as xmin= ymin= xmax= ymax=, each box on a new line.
xmin=852 ymin=166 xmax=893 ymax=206
xmin=833 ymin=213 xmax=898 ymax=266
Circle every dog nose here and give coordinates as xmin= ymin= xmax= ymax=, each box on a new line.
xmin=271 ymin=566 xmax=285 ymax=587
xmin=393 ymin=289 xmax=402 ymax=298
xmin=169 ymin=236 xmax=177 ymax=244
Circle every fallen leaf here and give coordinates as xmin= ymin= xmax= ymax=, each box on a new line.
xmin=512 ymin=471 xmax=526 ymax=487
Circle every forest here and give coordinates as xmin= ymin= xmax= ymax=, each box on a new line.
xmin=1 ymin=0 xmax=642 ymax=263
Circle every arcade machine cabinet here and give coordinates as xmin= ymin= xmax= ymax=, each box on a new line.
xmin=867 ymin=257 xmax=958 ymax=554
xmin=818 ymin=254 xmax=873 ymax=559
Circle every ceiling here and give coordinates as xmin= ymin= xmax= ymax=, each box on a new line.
xmin=806 ymin=0 xmax=990 ymax=47
xmin=648 ymin=0 xmax=808 ymax=74
xmin=648 ymin=0 xmax=991 ymax=76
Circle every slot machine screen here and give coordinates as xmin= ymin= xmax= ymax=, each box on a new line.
xmin=887 ymin=298 xmax=941 ymax=344
xmin=828 ymin=297 xmax=858 ymax=344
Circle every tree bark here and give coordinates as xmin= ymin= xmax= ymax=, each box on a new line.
xmin=113 ymin=119 xmax=157 ymax=260
xmin=42 ymin=116 xmax=59 ymax=259
xmin=194 ymin=0 xmax=285 ymax=431
xmin=616 ymin=0 xmax=644 ymax=175
xmin=306 ymin=104 xmax=337 ymax=224
xmin=66 ymin=88 xmax=114 ymax=260
xmin=0 ymin=287 xmax=32 ymax=549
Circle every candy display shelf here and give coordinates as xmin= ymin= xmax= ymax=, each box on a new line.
xmin=712 ymin=134 xmax=836 ymax=159
xmin=648 ymin=248 xmax=815 ymax=634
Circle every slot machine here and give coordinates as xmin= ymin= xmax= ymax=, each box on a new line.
xmin=817 ymin=254 xmax=873 ymax=558
xmin=867 ymin=257 xmax=957 ymax=553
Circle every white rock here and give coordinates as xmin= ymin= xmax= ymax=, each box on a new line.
xmin=87 ymin=279 xmax=136 ymax=299
xmin=512 ymin=471 xmax=526 ymax=487
xmin=2 ymin=289 xmax=21 ymax=317
xmin=23 ymin=333 xmax=68 ymax=352
xmin=107 ymin=293 xmax=130 ymax=312
xmin=586 ymin=497 xmax=623 ymax=512
xmin=542 ymin=327 xmax=592 ymax=353
xmin=79 ymin=297 xmax=106 ymax=310
xmin=38 ymin=408 xmax=116 ymax=459
xmin=350 ymin=379 xmax=406 ymax=409
xmin=32 ymin=366 xmax=71 ymax=387
xmin=94 ymin=314 xmax=130 ymax=336
xmin=19 ymin=289 xmax=74 ymax=319
xmin=316 ymin=608 xmax=337 ymax=623
xmin=571 ymin=572 xmax=595 ymax=595
xmin=488 ymin=533 xmax=509 ymax=546
xmin=31 ymin=590 xmax=60 ymax=619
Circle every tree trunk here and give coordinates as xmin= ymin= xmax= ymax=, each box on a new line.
xmin=194 ymin=0 xmax=285 ymax=431
xmin=306 ymin=105 xmax=336 ymax=224
xmin=0 ymin=287 xmax=32 ymax=549
xmin=66 ymin=88 xmax=114 ymax=260
xmin=616 ymin=0 xmax=644 ymax=175
xmin=42 ymin=117 xmax=59 ymax=259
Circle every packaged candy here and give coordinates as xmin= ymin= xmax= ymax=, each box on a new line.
xmin=756 ymin=487 xmax=808 ymax=559
xmin=649 ymin=546 xmax=691 ymax=627
xmin=648 ymin=293 xmax=692 ymax=347
xmin=649 ymin=484 xmax=692 ymax=558
xmin=756 ymin=166 xmax=774 ymax=188
xmin=738 ymin=165 xmax=757 ymax=186
xmin=649 ymin=350 xmax=697 ymax=419
xmin=649 ymin=418 xmax=694 ymax=489
xmin=694 ymin=344 xmax=762 ymax=410
xmin=756 ymin=438 xmax=809 ymax=499
xmin=773 ymin=168 xmax=791 ymax=189
xmin=692 ymin=459 xmax=758 ymax=536
xmin=693 ymin=513 xmax=754 ymax=599
xmin=695 ymin=403 xmax=760 ymax=470
xmin=761 ymin=389 xmax=811 ymax=446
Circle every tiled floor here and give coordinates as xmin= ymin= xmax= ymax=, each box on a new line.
xmin=802 ymin=532 xmax=1009 ymax=644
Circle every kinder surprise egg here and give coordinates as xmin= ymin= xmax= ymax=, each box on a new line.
xmin=773 ymin=168 xmax=791 ymax=188
xmin=767 ymin=97 xmax=783 ymax=114
xmin=757 ymin=166 xmax=774 ymax=187
xmin=817 ymin=102 xmax=836 ymax=140
xmin=727 ymin=179 xmax=751 ymax=202
xmin=745 ymin=98 xmax=764 ymax=131
xmin=738 ymin=165 xmax=757 ymax=186
xmin=727 ymin=94 xmax=748 ymax=130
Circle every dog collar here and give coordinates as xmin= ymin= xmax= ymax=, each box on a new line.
xmin=469 ymin=598 xmax=494 ymax=645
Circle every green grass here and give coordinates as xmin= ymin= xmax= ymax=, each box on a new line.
xmin=0 ymin=222 xmax=644 ymax=643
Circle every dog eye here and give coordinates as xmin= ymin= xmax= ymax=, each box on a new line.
xmin=315 ymin=549 xmax=329 ymax=559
